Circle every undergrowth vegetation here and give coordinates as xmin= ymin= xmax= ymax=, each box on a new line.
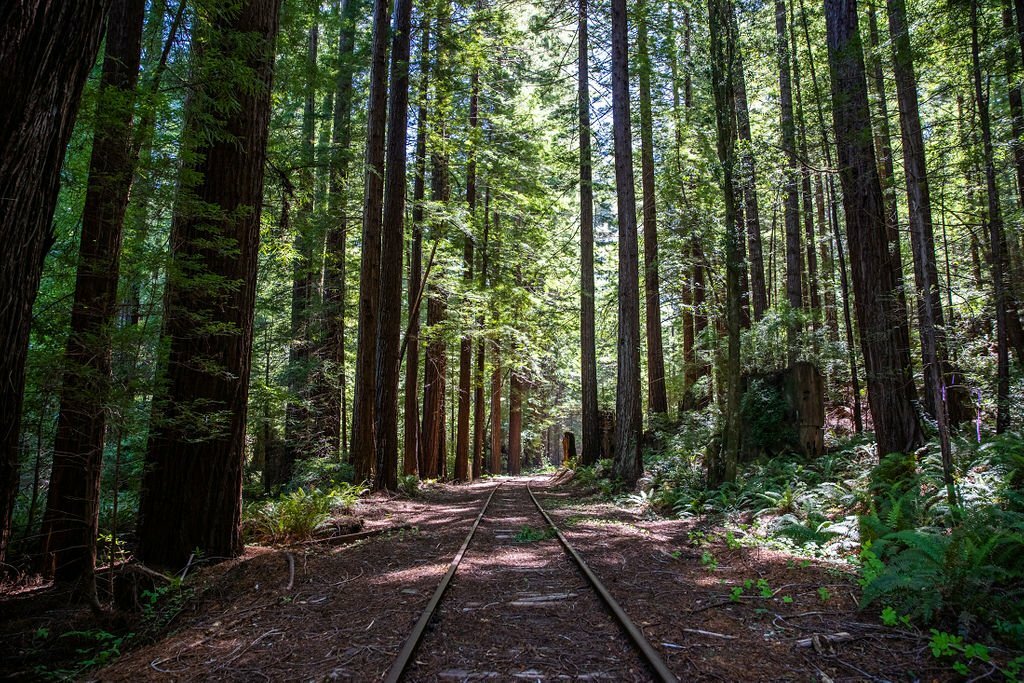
xmin=243 ymin=483 xmax=366 ymax=544
xmin=566 ymin=414 xmax=1024 ymax=652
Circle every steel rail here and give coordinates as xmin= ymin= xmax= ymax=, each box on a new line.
xmin=527 ymin=483 xmax=680 ymax=683
xmin=383 ymin=482 xmax=502 ymax=683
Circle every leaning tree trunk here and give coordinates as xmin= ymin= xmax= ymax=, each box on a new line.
xmin=39 ymin=0 xmax=146 ymax=590
xmin=350 ymin=0 xmax=390 ymax=482
xmin=610 ymin=0 xmax=643 ymax=487
xmin=374 ymin=0 xmax=414 ymax=492
xmin=824 ymin=0 xmax=922 ymax=458
xmin=579 ymin=0 xmax=600 ymax=464
xmin=636 ymin=0 xmax=668 ymax=416
xmin=138 ymin=0 xmax=282 ymax=568
xmin=0 ymin=0 xmax=112 ymax=567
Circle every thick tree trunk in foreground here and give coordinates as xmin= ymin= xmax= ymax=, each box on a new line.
xmin=351 ymin=0 xmax=391 ymax=482
xmin=824 ymin=0 xmax=922 ymax=458
xmin=610 ymin=0 xmax=643 ymax=487
xmin=0 ymin=0 xmax=112 ymax=566
xmin=637 ymin=0 xmax=668 ymax=416
xmin=708 ymin=0 xmax=742 ymax=485
xmin=139 ymin=0 xmax=281 ymax=568
xmin=374 ymin=0 xmax=414 ymax=491
xmin=40 ymin=0 xmax=146 ymax=587
xmin=579 ymin=0 xmax=600 ymax=465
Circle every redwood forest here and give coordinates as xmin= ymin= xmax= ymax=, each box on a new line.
xmin=2 ymin=0 xmax=1024 ymax=679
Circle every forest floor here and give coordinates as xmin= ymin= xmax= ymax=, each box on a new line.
xmin=1 ymin=474 xmax=968 ymax=681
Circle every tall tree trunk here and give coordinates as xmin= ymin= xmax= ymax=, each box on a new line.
xmin=404 ymin=17 xmax=431 ymax=477
xmin=322 ymin=0 xmax=361 ymax=461
xmin=735 ymin=49 xmax=769 ymax=321
xmin=789 ymin=1 xmax=819 ymax=314
xmin=776 ymin=0 xmax=804 ymax=359
xmin=139 ymin=0 xmax=282 ymax=568
xmin=373 ymin=0 xmax=414 ymax=492
xmin=885 ymin=0 xmax=971 ymax=428
xmin=473 ymin=189 xmax=489 ymax=478
xmin=610 ymin=0 xmax=643 ymax=487
xmin=489 ymin=214 xmax=502 ymax=475
xmin=420 ymin=290 xmax=447 ymax=479
xmin=39 ymin=0 xmax=146 ymax=589
xmin=284 ymin=15 xmax=319 ymax=475
xmin=508 ymin=371 xmax=524 ymax=475
xmin=636 ymin=0 xmax=668 ymax=416
xmin=1003 ymin=0 xmax=1024 ymax=365
xmin=0 ymin=0 xmax=111 ymax=568
xmin=971 ymin=0 xmax=1012 ymax=432
xmin=824 ymin=0 xmax=922 ymax=458
xmin=579 ymin=0 xmax=600 ymax=464
xmin=351 ymin=0 xmax=390 ymax=482
xmin=709 ymin=0 xmax=742 ymax=485
xmin=456 ymin=31 xmax=480 ymax=483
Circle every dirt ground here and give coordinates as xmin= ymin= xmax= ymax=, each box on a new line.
xmin=0 ymin=474 xmax=1004 ymax=681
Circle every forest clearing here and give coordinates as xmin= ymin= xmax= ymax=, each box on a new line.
xmin=2 ymin=0 xmax=1024 ymax=679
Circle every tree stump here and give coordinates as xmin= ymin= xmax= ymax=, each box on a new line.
xmin=786 ymin=361 xmax=825 ymax=456
xmin=561 ymin=431 xmax=577 ymax=464
xmin=598 ymin=409 xmax=615 ymax=460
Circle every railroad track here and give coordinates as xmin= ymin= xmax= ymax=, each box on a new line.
xmin=384 ymin=480 xmax=678 ymax=683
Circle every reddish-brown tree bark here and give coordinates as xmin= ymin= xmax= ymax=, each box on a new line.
xmin=39 ymin=0 xmax=146 ymax=587
xmin=824 ymin=0 xmax=922 ymax=458
xmin=0 ymin=0 xmax=112 ymax=565
xmin=138 ymin=0 xmax=282 ymax=568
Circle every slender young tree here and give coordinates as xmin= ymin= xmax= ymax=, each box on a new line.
xmin=610 ymin=0 xmax=643 ymax=486
xmin=776 ymin=0 xmax=804 ymax=357
xmin=39 ymin=0 xmax=146 ymax=590
xmin=970 ymin=0 xmax=1011 ymax=432
xmin=734 ymin=48 xmax=769 ymax=321
xmin=0 ymin=0 xmax=112 ymax=567
xmin=636 ymin=0 xmax=668 ymax=416
xmin=824 ymin=0 xmax=922 ymax=458
xmin=139 ymin=0 xmax=282 ymax=568
xmin=455 ymin=66 xmax=477 ymax=482
xmin=404 ymin=17 xmax=432 ymax=476
xmin=374 ymin=0 xmax=415 ymax=491
xmin=579 ymin=0 xmax=600 ymax=464
xmin=322 ymin=0 xmax=362 ymax=462
xmin=351 ymin=0 xmax=391 ymax=481
xmin=508 ymin=370 xmax=524 ymax=475
xmin=489 ymin=213 xmax=503 ymax=475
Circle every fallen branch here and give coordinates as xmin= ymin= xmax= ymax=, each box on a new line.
xmin=288 ymin=523 xmax=413 ymax=548
xmin=682 ymin=628 xmax=737 ymax=640
xmin=795 ymin=632 xmax=853 ymax=649
xmin=284 ymin=552 xmax=295 ymax=590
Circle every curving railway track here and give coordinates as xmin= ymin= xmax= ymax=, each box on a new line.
xmin=384 ymin=479 xmax=678 ymax=682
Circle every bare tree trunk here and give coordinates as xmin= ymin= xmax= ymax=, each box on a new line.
xmin=472 ymin=189 xmax=489 ymax=478
xmin=709 ymin=0 xmax=742 ymax=485
xmin=508 ymin=371 xmax=524 ymax=475
xmin=39 ymin=0 xmax=145 ymax=590
xmin=284 ymin=16 xmax=319 ymax=475
xmin=421 ymin=290 xmax=447 ymax=479
xmin=351 ymin=0 xmax=391 ymax=482
xmin=139 ymin=0 xmax=282 ymax=568
xmin=322 ymin=0 xmax=361 ymax=462
xmin=734 ymin=49 xmax=769 ymax=321
xmin=404 ymin=17 xmax=431 ymax=477
xmin=777 ymin=0 xmax=804 ymax=359
xmin=579 ymin=0 xmax=600 ymax=463
xmin=824 ymin=0 xmax=922 ymax=458
xmin=373 ymin=0 xmax=414 ymax=492
xmin=490 ymin=348 xmax=503 ymax=475
xmin=610 ymin=0 xmax=643 ymax=487
xmin=0 ymin=0 xmax=111 ymax=568
xmin=971 ymin=0 xmax=1012 ymax=432
xmin=789 ymin=1 xmax=819 ymax=314
xmin=636 ymin=0 xmax=668 ymax=416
